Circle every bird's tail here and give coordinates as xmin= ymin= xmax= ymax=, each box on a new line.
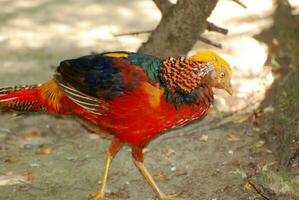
xmin=0 ymin=80 xmax=67 ymax=113
xmin=0 ymin=84 xmax=46 ymax=112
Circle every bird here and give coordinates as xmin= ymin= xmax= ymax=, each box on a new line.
xmin=0 ymin=50 xmax=232 ymax=200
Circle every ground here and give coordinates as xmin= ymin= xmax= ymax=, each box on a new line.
xmin=0 ymin=112 xmax=276 ymax=200
xmin=0 ymin=0 xmax=298 ymax=200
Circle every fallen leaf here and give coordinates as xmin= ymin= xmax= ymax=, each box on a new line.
xmin=199 ymin=134 xmax=208 ymax=142
xmin=227 ymin=134 xmax=240 ymax=142
xmin=110 ymin=191 xmax=129 ymax=199
xmin=153 ymin=173 xmax=170 ymax=181
xmin=257 ymin=161 xmax=277 ymax=171
xmin=226 ymin=160 xmax=241 ymax=168
xmin=35 ymin=147 xmax=52 ymax=155
xmin=24 ymin=130 xmax=40 ymax=137
xmin=0 ymin=173 xmax=29 ymax=186
xmin=243 ymin=181 xmax=253 ymax=191
xmin=255 ymin=140 xmax=265 ymax=148
xmin=4 ymin=156 xmax=19 ymax=164
xmin=23 ymin=171 xmax=34 ymax=182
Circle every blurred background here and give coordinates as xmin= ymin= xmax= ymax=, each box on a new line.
xmin=0 ymin=0 xmax=298 ymax=200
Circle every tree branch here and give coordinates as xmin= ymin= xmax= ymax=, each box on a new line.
xmin=198 ymin=36 xmax=222 ymax=48
xmin=114 ymin=30 xmax=152 ymax=37
xmin=207 ymin=22 xmax=228 ymax=35
xmin=153 ymin=0 xmax=174 ymax=15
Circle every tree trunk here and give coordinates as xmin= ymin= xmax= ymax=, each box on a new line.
xmin=255 ymin=0 xmax=299 ymax=167
xmin=138 ymin=0 xmax=219 ymax=58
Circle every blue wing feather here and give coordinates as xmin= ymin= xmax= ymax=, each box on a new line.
xmin=55 ymin=51 xmax=162 ymax=100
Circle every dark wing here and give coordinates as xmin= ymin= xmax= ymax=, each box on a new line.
xmin=55 ymin=53 xmax=124 ymax=99
xmin=54 ymin=51 xmax=159 ymax=114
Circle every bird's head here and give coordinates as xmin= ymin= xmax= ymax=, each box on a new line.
xmin=189 ymin=50 xmax=233 ymax=96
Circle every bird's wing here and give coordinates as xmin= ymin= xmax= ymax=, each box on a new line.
xmin=54 ymin=51 xmax=162 ymax=114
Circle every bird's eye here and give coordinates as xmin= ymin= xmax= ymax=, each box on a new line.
xmin=220 ymin=72 xmax=225 ymax=78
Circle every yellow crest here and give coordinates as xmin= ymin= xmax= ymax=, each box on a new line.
xmin=189 ymin=50 xmax=231 ymax=76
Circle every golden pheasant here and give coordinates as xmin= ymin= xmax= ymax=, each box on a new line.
xmin=0 ymin=50 xmax=232 ymax=200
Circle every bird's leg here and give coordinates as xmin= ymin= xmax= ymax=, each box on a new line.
xmin=93 ymin=139 xmax=123 ymax=200
xmin=132 ymin=146 xmax=191 ymax=200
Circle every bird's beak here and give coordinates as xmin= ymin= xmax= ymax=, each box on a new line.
xmin=224 ymin=84 xmax=233 ymax=96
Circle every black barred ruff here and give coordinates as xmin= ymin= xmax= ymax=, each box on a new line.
xmin=0 ymin=84 xmax=39 ymax=95
xmin=159 ymin=57 xmax=213 ymax=94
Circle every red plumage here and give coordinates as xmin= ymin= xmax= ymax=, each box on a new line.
xmin=96 ymin=86 xmax=210 ymax=145
xmin=0 ymin=51 xmax=228 ymax=200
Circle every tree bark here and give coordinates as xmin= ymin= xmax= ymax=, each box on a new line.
xmin=255 ymin=0 xmax=299 ymax=167
xmin=138 ymin=0 xmax=219 ymax=58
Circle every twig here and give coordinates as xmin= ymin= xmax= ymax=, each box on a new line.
xmin=198 ymin=36 xmax=222 ymax=48
xmin=247 ymin=181 xmax=271 ymax=200
xmin=207 ymin=22 xmax=228 ymax=35
xmin=231 ymin=0 xmax=247 ymax=9
xmin=114 ymin=30 xmax=152 ymax=37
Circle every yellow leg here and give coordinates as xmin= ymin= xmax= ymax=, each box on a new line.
xmin=93 ymin=139 xmax=123 ymax=200
xmin=132 ymin=146 xmax=192 ymax=200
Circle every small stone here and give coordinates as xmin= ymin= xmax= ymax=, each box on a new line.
xmin=88 ymin=134 xmax=100 ymax=139
xmin=199 ymin=134 xmax=208 ymax=142
xmin=66 ymin=156 xmax=77 ymax=161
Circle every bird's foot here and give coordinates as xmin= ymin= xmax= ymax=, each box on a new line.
xmin=161 ymin=194 xmax=192 ymax=200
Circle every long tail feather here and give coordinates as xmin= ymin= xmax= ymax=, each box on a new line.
xmin=0 ymin=84 xmax=45 ymax=112
xmin=0 ymin=84 xmax=39 ymax=95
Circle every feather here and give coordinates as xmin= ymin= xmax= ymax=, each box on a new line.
xmin=54 ymin=73 xmax=104 ymax=115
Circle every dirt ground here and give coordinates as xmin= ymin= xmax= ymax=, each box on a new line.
xmin=0 ymin=0 xmax=298 ymax=200
xmin=0 ymin=111 xmax=277 ymax=200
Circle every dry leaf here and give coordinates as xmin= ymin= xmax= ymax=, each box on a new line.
xmin=257 ymin=161 xmax=277 ymax=171
xmin=0 ymin=173 xmax=29 ymax=186
xmin=23 ymin=171 xmax=34 ymax=182
xmin=110 ymin=191 xmax=129 ymax=199
xmin=35 ymin=147 xmax=52 ymax=155
xmin=4 ymin=156 xmax=19 ymax=164
xmin=199 ymin=134 xmax=208 ymax=142
xmin=24 ymin=130 xmax=40 ymax=137
xmin=255 ymin=140 xmax=265 ymax=148
xmin=227 ymin=134 xmax=240 ymax=142
xmin=153 ymin=173 xmax=170 ymax=181
xmin=243 ymin=181 xmax=253 ymax=191
xmin=226 ymin=160 xmax=241 ymax=168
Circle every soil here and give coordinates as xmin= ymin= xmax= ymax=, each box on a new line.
xmin=0 ymin=112 xmax=276 ymax=200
